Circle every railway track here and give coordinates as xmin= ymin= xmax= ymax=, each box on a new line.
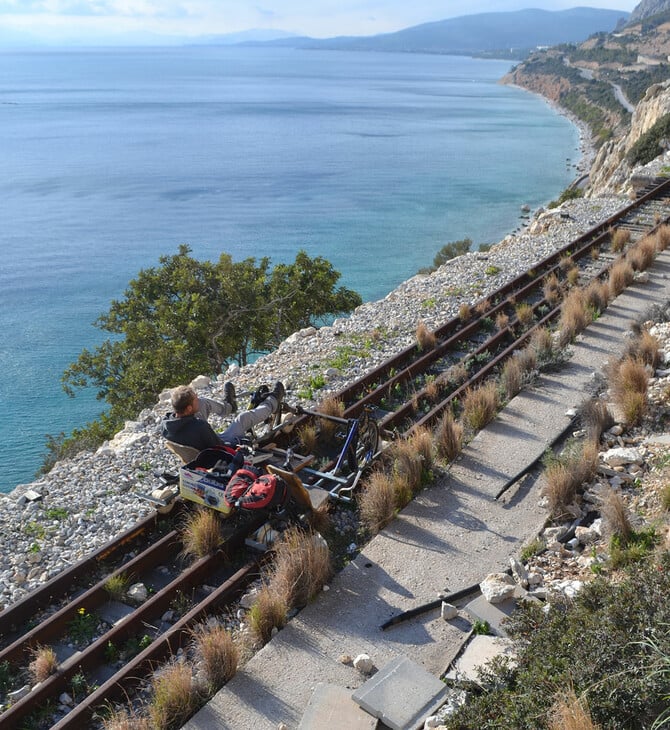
xmin=2 ymin=178 xmax=670 ymax=728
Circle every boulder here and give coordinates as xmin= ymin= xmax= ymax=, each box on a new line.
xmin=601 ymin=447 xmax=643 ymax=467
xmin=480 ymin=573 xmax=515 ymax=604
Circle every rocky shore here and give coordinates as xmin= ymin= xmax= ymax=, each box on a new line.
xmin=0 ymin=188 xmax=633 ymax=611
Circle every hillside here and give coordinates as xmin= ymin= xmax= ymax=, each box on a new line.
xmin=251 ymin=8 xmax=629 ymax=59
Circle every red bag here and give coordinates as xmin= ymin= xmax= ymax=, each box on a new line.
xmin=236 ymin=473 xmax=288 ymax=512
xmin=223 ymin=468 xmax=261 ymax=509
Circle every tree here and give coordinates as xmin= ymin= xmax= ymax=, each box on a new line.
xmin=61 ymin=245 xmax=361 ymax=437
xmin=418 ymin=238 xmax=472 ymax=274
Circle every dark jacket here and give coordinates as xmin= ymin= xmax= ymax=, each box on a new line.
xmin=161 ymin=412 xmax=221 ymax=452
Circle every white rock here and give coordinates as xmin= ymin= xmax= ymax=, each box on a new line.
xmin=190 ymin=375 xmax=211 ymax=388
xmin=353 ymin=653 xmax=374 ymax=674
xmin=127 ymin=583 xmax=149 ymax=603
xmin=441 ymin=602 xmax=458 ymax=620
xmin=59 ymin=692 xmax=74 ymax=706
xmin=480 ymin=573 xmax=515 ymax=604
xmin=510 ymin=557 xmax=529 ymax=587
xmin=601 ymin=447 xmax=643 ymax=467
xmin=575 ymin=526 xmax=599 ymax=545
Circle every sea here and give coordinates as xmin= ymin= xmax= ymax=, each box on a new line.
xmin=0 ymin=46 xmax=581 ymax=493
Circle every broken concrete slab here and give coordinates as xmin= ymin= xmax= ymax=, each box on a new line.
xmin=298 ymin=683 xmax=377 ymax=730
xmin=445 ymin=635 xmax=516 ymax=684
xmin=352 ymin=655 xmax=448 ymax=730
xmin=97 ymin=599 xmax=135 ymax=626
xmin=462 ymin=585 xmax=537 ymax=637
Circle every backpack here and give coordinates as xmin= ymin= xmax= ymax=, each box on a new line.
xmin=223 ymin=467 xmax=262 ymax=509
xmin=233 ymin=473 xmax=288 ymax=512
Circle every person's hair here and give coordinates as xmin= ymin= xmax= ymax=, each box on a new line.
xmin=171 ymin=385 xmax=196 ymax=414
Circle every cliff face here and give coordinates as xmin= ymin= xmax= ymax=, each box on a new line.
xmin=629 ymin=0 xmax=670 ymax=24
xmin=589 ymin=80 xmax=670 ymax=194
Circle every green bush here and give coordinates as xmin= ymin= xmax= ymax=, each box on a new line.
xmin=419 ymin=239 xmax=472 ymax=274
xmin=443 ymin=553 xmax=670 ymax=729
xmin=627 ymin=113 xmax=670 ymax=166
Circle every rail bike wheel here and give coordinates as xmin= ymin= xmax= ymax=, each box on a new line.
xmin=346 ymin=412 xmax=380 ymax=474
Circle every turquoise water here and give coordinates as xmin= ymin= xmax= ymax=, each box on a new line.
xmin=0 ymin=47 xmax=579 ymax=491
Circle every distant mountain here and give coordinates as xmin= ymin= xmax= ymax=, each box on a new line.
xmin=258 ymin=8 xmax=629 ymax=59
xmin=195 ymin=29 xmax=299 ymax=46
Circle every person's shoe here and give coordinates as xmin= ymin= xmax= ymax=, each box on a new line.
xmin=271 ymin=381 xmax=285 ymax=413
xmin=224 ymin=382 xmax=237 ymax=413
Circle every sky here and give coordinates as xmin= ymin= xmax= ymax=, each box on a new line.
xmin=0 ymin=0 xmax=640 ymax=43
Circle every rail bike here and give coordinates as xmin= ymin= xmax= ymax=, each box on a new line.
xmin=145 ymin=390 xmax=382 ymax=544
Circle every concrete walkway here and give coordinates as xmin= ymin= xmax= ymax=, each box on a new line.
xmin=184 ymin=252 xmax=670 ymax=730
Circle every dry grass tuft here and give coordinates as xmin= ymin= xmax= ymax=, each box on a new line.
xmin=557 ymin=289 xmax=591 ymax=346
xmin=627 ymin=236 xmax=656 ymax=271
xmin=435 ymin=410 xmax=463 ymax=462
xmin=543 ymin=273 xmax=561 ymax=304
xmin=515 ymin=302 xmax=535 ymax=327
xmin=317 ymin=397 xmax=344 ymax=441
xmin=580 ymin=398 xmax=614 ymax=442
xmin=181 ymin=509 xmax=223 ymax=560
xmin=416 ymin=320 xmax=437 ymax=351
xmin=390 ymin=438 xmax=424 ymax=494
xmin=424 ymin=376 xmax=440 ymax=402
xmin=271 ymin=528 xmax=332 ymax=609
xmin=543 ymin=440 xmax=598 ymax=518
xmin=248 ymin=584 xmax=288 ymax=645
xmin=101 ymin=707 xmax=151 ymax=730
xmin=609 ymin=356 xmax=649 ymax=425
xmin=548 ymin=687 xmax=601 ymax=730
xmin=566 ymin=265 xmax=580 ymax=287
xmin=458 ymin=303 xmax=472 ymax=322
xmin=29 ymin=645 xmax=58 ymax=683
xmin=601 ymin=489 xmax=633 ymax=544
xmin=583 ymin=279 xmax=609 ymax=314
xmin=610 ymin=227 xmax=631 ymax=253
xmin=517 ymin=345 xmax=538 ymax=375
xmin=625 ymin=330 xmax=660 ymax=368
xmin=462 ymin=381 xmax=499 ymax=433
xmin=359 ymin=470 xmax=396 ymax=534
xmin=407 ymin=426 xmax=434 ymax=472
xmin=148 ymin=660 xmax=196 ymax=730
xmin=104 ymin=573 xmax=130 ymax=602
xmin=530 ymin=327 xmax=554 ymax=362
xmin=559 ymin=254 xmax=574 ymax=271
xmin=475 ymin=299 xmax=491 ymax=315
xmin=590 ymin=245 xmax=601 ymax=261
xmin=501 ymin=356 xmax=523 ymax=400
xmin=446 ymin=362 xmax=469 ymax=386
xmin=495 ymin=311 xmax=510 ymax=330
xmin=192 ymin=623 xmax=239 ymax=689
xmin=297 ymin=422 xmax=318 ymax=455
xmin=656 ymin=224 xmax=670 ymax=251
xmin=608 ymin=259 xmax=634 ymax=297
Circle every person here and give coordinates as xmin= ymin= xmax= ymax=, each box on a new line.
xmin=162 ymin=380 xmax=285 ymax=452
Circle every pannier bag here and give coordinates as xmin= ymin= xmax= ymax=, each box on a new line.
xmin=223 ymin=467 xmax=263 ymax=510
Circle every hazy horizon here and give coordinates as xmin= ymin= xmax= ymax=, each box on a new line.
xmin=0 ymin=1 xmax=638 ymax=47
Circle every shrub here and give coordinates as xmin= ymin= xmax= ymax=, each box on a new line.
xmin=416 ymin=320 xmax=436 ymax=351
xmin=192 ymin=623 xmax=238 ymax=690
xmin=462 ymin=382 xmax=499 ymax=433
xmin=435 ymin=410 xmax=463 ymax=462
xmin=443 ymin=553 xmax=670 ymax=730
xmin=181 ymin=509 xmax=222 ymax=559
xmin=359 ymin=470 xmax=396 ymax=534
xmin=148 ymin=661 xmax=196 ymax=730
